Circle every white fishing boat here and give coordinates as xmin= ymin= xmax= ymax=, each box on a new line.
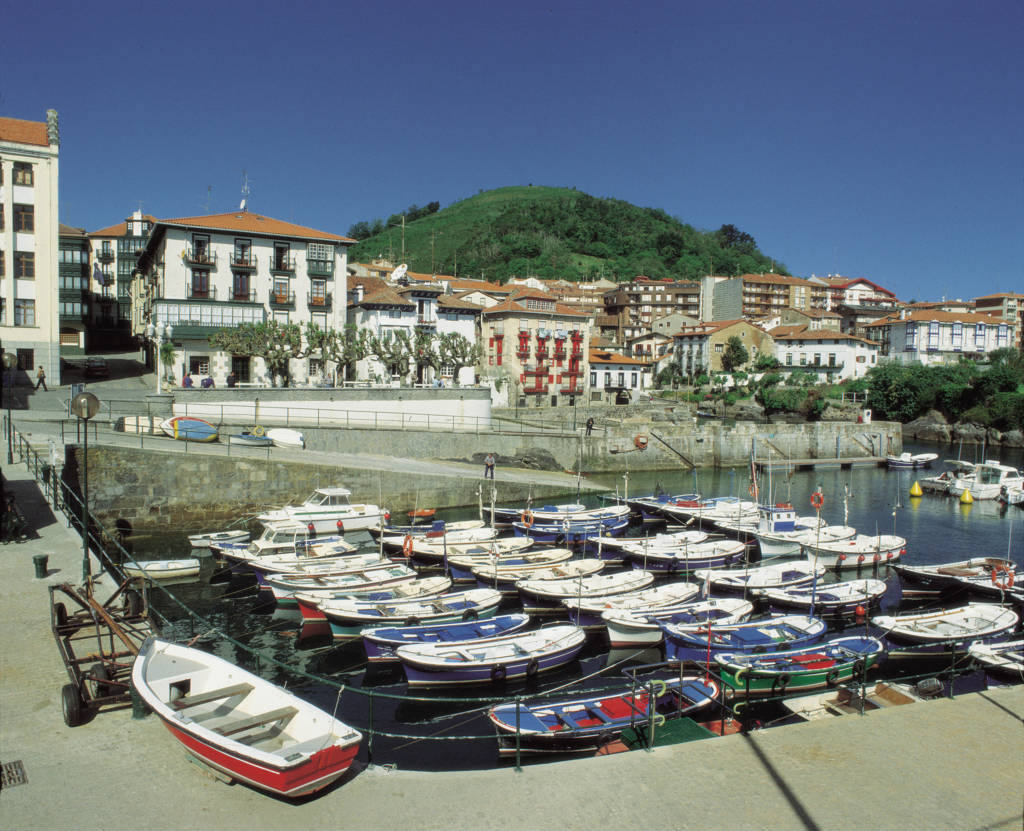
xmin=188 ymin=529 xmax=249 ymax=549
xmin=872 ymin=603 xmax=1020 ymax=657
xmin=756 ymin=524 xmax=858 ymax=558
xmin=516 ymin=569 xmax=655 ymax=614
xmin=122 ymin=559 xmax=201 ymax=580
xmin=562 ymin=580 xmax=701 ymax=628
xmin=257 ymin=487 xmax=387 ymax=533
xmin=265 ymin=428 xmax=305 ymax=449
xmin=919 ymin=460 xmax=975 ymax=494
xmin=886 ymin=452 xmax=938 ymax=469
xmin=601 ymin=597 xmax=754 ymax=648
xmin=802 ymin=534 xmax=906 ymax=569
xmin=693 ymin=560 xmax=825 ymax=593
xmin=968 ymin=638 xmax=1024 ymax=678
xmin=783 ymin=679 xmax=943 ymax=721
xmin=949 ymin=461 xmax=1024 ymax=501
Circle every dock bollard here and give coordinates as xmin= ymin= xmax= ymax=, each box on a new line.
xmin=32 ymin=553 xmax=49 ymax=578
xmin=130 ymin=680 xmax=149 ymax=719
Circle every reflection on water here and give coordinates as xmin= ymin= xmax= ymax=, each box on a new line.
xmin=131 ymin=438 xmax=1022 ymax=771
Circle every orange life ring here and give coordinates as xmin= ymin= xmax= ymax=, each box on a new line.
xmin=402 ymin=534 xmax=414 ymax=558
xmin=521 ymin=510 xmax=534 ymax=528
xmin=810 ymin=492 xmax=824 ymax=509
xmin=749 ymin=484 xmax=756 ymax=498
xmin=634 ymin=435 xmax=649 ymax=450
xmin=991 ymin=568 xmax=1015 ymax=591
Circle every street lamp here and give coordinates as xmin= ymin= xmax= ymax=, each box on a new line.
xmin=2 ymin=352 xmax=17 ymax=464
xmin=71 ymin=391 xmax=100 ymax=587
xmin=146 ymin=321 xmax=174 ymax=394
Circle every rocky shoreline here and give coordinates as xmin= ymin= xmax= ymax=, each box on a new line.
xmin=902 ymin=409 xmax=1023 ymax=447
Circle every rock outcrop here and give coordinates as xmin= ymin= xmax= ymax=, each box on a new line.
xmin=902 ymin=410 xmax=951 ymax=443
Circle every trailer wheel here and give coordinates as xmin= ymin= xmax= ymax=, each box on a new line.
xmin=88 ymin=663 xmax=112 ymax=699
xmin=123 ymin=589 xmax=143 ymax=618
xmin=54 ymin=601 xmax=69 ymax=628
xmin=62 ymin=683 xmax=85 ymax=727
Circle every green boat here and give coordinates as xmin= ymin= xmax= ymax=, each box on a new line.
xmin=714 ymin=635 xmax=884 ymax=697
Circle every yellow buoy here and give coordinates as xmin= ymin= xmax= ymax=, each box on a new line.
xmin=909 ymin=481 xmax=923 ymax=497
xmin=959 ymin=488 xmax=974 ymax=504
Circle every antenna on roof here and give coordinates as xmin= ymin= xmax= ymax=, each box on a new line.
xmin=203 ymin=186 xmax=211 ymax=213
xmin=240 ymin=171 xmax=250 ymax=212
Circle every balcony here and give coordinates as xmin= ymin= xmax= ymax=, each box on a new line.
xmin=309 ymin=292 xmax=332 ymax=310
xmin=553 ymin=348 xmax=566 ymax=360
xmin=230 ymin=253 xmax=257 ymax=271
xmin=523 ymin=365 xmax=548 ymax=376
xmin=96 ymin=250 xmax=115 ymax=264
xmin=515 ymin=349 xmax=530 ymax=360
xmin=524 ymin=383 xmax=548 ymax=395
xmin=117 ymin=238 xmax=145 ymax=256
xmin=184 ymin=248 xmax=217 ymax=267
xmin=270 ymin=254 xmax=296 ymax=274
xmin=535 ymin=348 xmax=549 ymax=360
xmin=307 ymin=259 xmax=334 ymax=277
xmin=560 ymin=385 xmax=583 ymax=395
xmin=188 ymin=285 xmax=217 ymax=300
xmin=270 ymin=292 xmax=295 ymax=309
xmin=232 ymin=289 xmax=257 ymax=303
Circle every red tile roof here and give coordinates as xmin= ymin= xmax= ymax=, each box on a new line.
xmin=88 ymin=215 xmax=158 ymax=238
xmin=159 ymin=211 xmax=352 ymax=242
xmin=769 ymin=325 xmax=876 ymax=346
xmin=480 ymin=296 xmax=589 ymax=318
xmin=864 ymin=310 xmax=1007 ymax=327
xmin=0 ymin=117 xmax=49 ymax=147
xmin=589 ymin=349 xmax=649 ymax=366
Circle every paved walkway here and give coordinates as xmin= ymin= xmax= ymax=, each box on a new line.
xmin=1 ymin=462 xmax=1022 ymax=830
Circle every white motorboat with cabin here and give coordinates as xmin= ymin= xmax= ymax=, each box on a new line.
xmin=257 ymin=487 xmax=387 ymax=533
xmin=948 ymin=461 xmax=1024 ymax=501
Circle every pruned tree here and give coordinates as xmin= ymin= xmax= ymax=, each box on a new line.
xmin=437 ymin=332 xmax=483 ymax=385
xmin=209 ymin=320 xmax=303 ymax=386
xmin=412 ymin=329 xmax=440 ymax=383
xmin=369 ymin=329 xmax=412 ymax=379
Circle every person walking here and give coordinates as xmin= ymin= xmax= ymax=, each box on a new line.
xmin=484 ymin=452 xmax=495 ymax=479
xmin=34 ymin=366 xmax=47 ymax=391
xmin=585 ymin=416 xmax=594 ymax=436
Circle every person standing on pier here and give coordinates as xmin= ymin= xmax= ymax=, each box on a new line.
xmin=484 ymin=453 xmax=495 ymax=479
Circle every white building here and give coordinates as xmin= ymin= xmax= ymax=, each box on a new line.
xmin=0 ymin=111 xmax=60 ymax=383
xmin=589 ymin=348 xmax=651 ymax=402
xmin=133 ymin=211 xmax=352 ymax=386
xmin=769 ymin=325 xmax=879 ymax=381
xmin=864 ymin=309 xmax=1014 ymax=365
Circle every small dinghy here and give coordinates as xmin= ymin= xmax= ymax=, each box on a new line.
xmin=715 ymin=635 xmax=885 ymax=697
xmin=621 ymin=539 xmax=747 ymax=574
xmin=968 ymin=638 xmax=1024 ymax=678
xmin=754 ymin=578 xmax=888 ymax=617
xmin=893 ymin=557 xmax=1015 ymax=591
xmin=622 ymin=492 xmax=702 ymax=522
xmin=516 ymin=570 xmax=655 ymax=615
xmin=294 ymin=576 xmax=453 ymax=625
xmin=886 ymin=452 xmax=938 ymax=469
xmin=563 ymin=581 xmax=701 ymax=629
xmin=783 ymin=679 xmax=943 ymax=721
xmin=122 ymin=559 xmax=201 ymax=581
xmin=395 ymin=624 xmax=587 ymax=686
xmin=472 ymin=556 xmax=603 ymax=594
xmin=602 ymin=597 xmax=754 ymax=649
xmin=756 ymin=524 xmax=857 ymax=558
xmin=265 ymin=428 xmax=305 ymax=449
xmin=871 ymin=603 xmax=1019 ymax=658
xmin=802 ymin=534 xmax=906 ymax=569
xmin=188 ymin=529 xmax=249 ymax=549
xmin=160 ymin=416 xmax=218 ymax=442
xmin=262 ymin=562 xmax=419 ymax=607
xmin=315 ymin=588 xmax=504 ymax=639
xmin=693 ymin=560 xmax=825 ymax=593
xmin=229 ymin=432 xmax=274 ymax=447
xmin=487 ymin=672 xmax=719 ymax=756
xmin=380 ymin=524 xmax=499 ymax=552
xmin=446 ymin=547 xmax=568 ymax=582
xmin=368 ymin=518 xmax=484 ymax=541
xmin=362 ymin=613 xmax=532 ymax=663
xmin=595 ymin=529 xmax=710 ymax=555
xmin=660 ymin=614 xmax=828 ymax=663
xmin=132 ymin=637 xmax=362 ymax=798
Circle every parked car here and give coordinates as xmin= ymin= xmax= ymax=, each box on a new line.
xmin=84 ymin=358 xmax=109 ymax=378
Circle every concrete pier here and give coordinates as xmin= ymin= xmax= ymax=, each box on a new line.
xmin=2 ymin=462 xmax=1021 ymax=831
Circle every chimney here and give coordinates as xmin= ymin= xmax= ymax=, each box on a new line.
xmin=46 ymin=109 xmax=59 ymax=146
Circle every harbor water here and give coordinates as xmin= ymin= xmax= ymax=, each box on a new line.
xmin=125 ymin=440 xmax=1024 ymax=771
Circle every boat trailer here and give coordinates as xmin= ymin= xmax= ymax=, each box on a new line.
xmin=50 ymin=581 xmax=150 ymax=727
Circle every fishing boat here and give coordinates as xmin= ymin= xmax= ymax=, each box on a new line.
xmin=265 ymin=428 xmax=305 ymax=449
xmin=122 ymin=558 xmax=201 ymax=581
xmin=392 ymin=531 xmax=515 ymax=564
xmin=783 ymin=679 xmax=944 ymax=721
xmin=188 ymin=529 xmax=250 ymax=549
xmin=315 ymin=588 xmax=504 ymax=639
xmin=160 ymin=416 xmax=218 ymax=443
xmin=261 ymin=562 xmax=419 ymax=606
xmin=660 ymin=496 xmax=759 ymax=527
xmin=512 ymin=512 xmax=630 ymax=544
xmin=472 ymin=557 xmax=604 ymax=594
xmin=871 ymin=603 xmax=1019 ymax=658
xmin=949 ymin=461 xmax=1024 ymax=501
xmin=228 ymin=431 xmax=274 ymax=447
xmin=714 ymin=635 xmax=885 ymax=696
xmin=395 ymin=624 xmax=587 ymax=686
xmin=967 ymin=638 xmax=1024 ymax=678
xmin=693 ymin=560 xmax=825 ymax=594
xmin=886 ymin=452 xmax=939 ymax=469
xmin=257 ymin=487 xmax=386 ymax=534
xmin=602 ymin=597 xmax=754 ymax=649
xmin=516 ymin=570 xmax=656 ymax=615
xmin=378 ymin=522 xmax=497 ymax=553
xmin=755 ymin=524 xmax=858 ymax=558
xmin=446 ymin=547 xmax=569 ymax=582
xmin=622 ymin=492 xmax=702 ymax=522
xmin=487 ymin=673 xmax=719 ymax=756
xmin=245 ymin=547 xmax=377 ymax=577
xmin=362 ymin=613 xmax=532 ymax=663
xmin=802 ymin=534 xmax=906 ymax=569
xmin=131 ymin=637 xmax=362 ymax=798
xmin=216 ymin=520 xmax=348 ymax=563
xmin=563 ymin=581 xmax=701 ymax=629
xmin=493 ymin=503 xmax=626 ymax=529
xmin=754 ymin=578 xmax=888 ymax=617
xmin=367 ymin=518 xmax=485 ymax=541
xmin=660 ymin=614 xmax=828 ymax=663
xmin=893 ymin=557 xmax=1015 ymax=591
xmin=595 ymin=529 xmax=710 ymax=555
xmin=621 ymin=539 xmax=748 ymax=574
xmin=998 ymin=484 xmax=1024 ymax=506
xmin=293 ymin=576 xmax=454 ymax=623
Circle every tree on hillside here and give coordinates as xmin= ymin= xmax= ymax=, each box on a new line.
xmin=715 ymin=224 xmax=757 ymax=255
xmin=721 ymin=336 xmax=749 ymax=372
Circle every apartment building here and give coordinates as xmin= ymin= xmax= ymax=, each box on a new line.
xmin=603 ymin=277 xmax=701 ymax=343
xmin=770 ymin=325 xmax=879 ymax=381
xmin=973 ymin=293 xmax=1023 ymax=351
xmin=133 ymin=210 xmax=352 ymax=385
xmin=811 ymin=275 xmax=898 ymax=311
xmin=589 ymin=348 xmax=651 ymax=403
xmin=0 ymin=111 xmax=60 ymax=383
xmin=864 ymin=309 xmax=1014 ymax=365
xmin=87 ymin=210 xmax=156 ymax=349
xmin=673 ymin=319 xmax=773 ymax=375
xmin=700 ymin=273 xmax=827 ymax=322
xmin=57 ymin=224 xmax=90 ymax=354
xmin=479 ymin=291 xmax=591 ymax=407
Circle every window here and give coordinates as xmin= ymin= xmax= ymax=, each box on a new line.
xmin=828 ymin=353 xmax=836 ymax=366
xmin=191 ymin=269 xmax=210 ymax=298
xmin=232 ymin=273 xmax=251 ymax=301
xmin=14 ymin=299 xmax=35 ymax=326
xmin=0 ymin=299 xmax=4 ymax=325
xmin=310 ymin=280 xmax=327 ymax=306
xmin=0 ymin=204 xmax=4 ymax=230
xmin=0 ymin=251 xmax=3 ymax=277
xmin=13 ymin=162 xmax=33 ymax=186
xmin=618 ymin=371 xmax=625 ymax=388
xmin=273 ymin=278 xmax=290 ymax=302
xmin=14 ymin=252 xmax=34 ymax=279
xmin=189 ymin=356 xmax=210 ymax=376
xmin=590 ymin=370 xmax=597 ymax=387
xmin=192 ymin=235 xmax=210 ymax=263
xmin=273 ymin=242 xmax=291 ymax=270
xmin=309 ymin=358 xmax=323 ymax=379
xmin=59 ymin=301 xmax=87 ymax=316
xmin=233 ymin=239 xmax=252 ymax=266
xmin=631 ymin=372 xmax=638 ymax=388
xmin=714 ymin=343 xmax=723 ymax=352
xmin=786 ymin=353 xmax=793 ymax=366
xmin=307 ymin=242 xmax=333 ymax=261
xmin=856 ymin=355 xmax=866 ymax=363
xmin=231 ymin=355 xmax=251 ymax=382
xmin=799 ymin=354 xmax=807 ymax=366
xmin=952 ymin=322 xmax=963 ymax=351
xmin=13 ymin=204 xmax=34 ymax=232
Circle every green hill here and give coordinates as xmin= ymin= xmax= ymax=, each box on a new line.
xmin=347 ymin=185 xmax=787 ymax=284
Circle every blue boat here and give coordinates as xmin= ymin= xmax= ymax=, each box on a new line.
xmin=624 ymin=492 xmax=702 ymax=522
xmin=362 ymin=613 xmax=532 ymax=662
xmin=660 ymin=614 xmax=828 ymax=663
xmin=160 ymin=416 xmax=218 ymax=442
xmin=512 ymin=515 xmax=629 ymax=544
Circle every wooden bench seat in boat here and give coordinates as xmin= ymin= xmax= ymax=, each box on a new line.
xmin=171 ymin=682 xmax=254 ymax=710
xmin=213 ymin=706 xmax=298 ymax=737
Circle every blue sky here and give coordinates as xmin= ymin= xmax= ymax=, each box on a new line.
xmin=4 ymin=0 xmax=1022 ymax=301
